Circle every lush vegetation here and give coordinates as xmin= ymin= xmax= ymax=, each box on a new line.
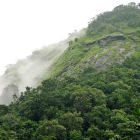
xmin=0 ymin=54 xmax=140 ymax=140
xmin=50 ymin=4 xmax=140 ymax=79
xmin=87 ymin=3 xmax=140 ymax=37
xmin=0 ymin=3 xmax=140 ymax=140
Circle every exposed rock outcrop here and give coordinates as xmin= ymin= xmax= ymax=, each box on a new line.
xmin=77 ymin=41 xmax=136 ymax=72
xmin=98 ymin=34 xmax=126 ymax=47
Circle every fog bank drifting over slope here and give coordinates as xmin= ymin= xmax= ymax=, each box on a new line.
xmin=0 ymin=29 xmax=86 ymax=105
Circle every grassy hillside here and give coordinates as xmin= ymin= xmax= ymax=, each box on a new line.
xmin=0 ymin=4 xmax=140 ymax=140
xmin=50 ymin=5 xmax=140 ymax=79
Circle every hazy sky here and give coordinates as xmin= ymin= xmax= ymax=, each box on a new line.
xmin=0 ymin=0 xmax=139 ymax=75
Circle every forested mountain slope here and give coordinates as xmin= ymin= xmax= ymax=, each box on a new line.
xmin=0 ymin=3 xmax=140 ymax=140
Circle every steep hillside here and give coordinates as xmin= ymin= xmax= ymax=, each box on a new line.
xmin=50 ymin=5 xmax=140 ymax=79
xmin=0 ymin=3 xmax=140 ymax=140
xmin=0 ymin=29 xmax=86 ymax=105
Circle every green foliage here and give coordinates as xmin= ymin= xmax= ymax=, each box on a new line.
xmin=59 ymin=112 xmax=83 ymax=131
xmin=70 ymin=130 xmax=84 ymax=140
xmin=17 ymin=120 xmax=37 ymax=140
xmin=34 ymin=120 xmax=66 ymax=140
xmin=134 ymin=108 xmax=140 ymax=116
xmin=0 ymin=128 xmax=9 ymax=140
xmin=0 ymin=127 xmax=17 ymax=140
xmin=1 ymin=53 xmax=139 ymax=139
xmin=87 ymin=5 xmax=140 ymax=36
xmin=0 ymin=3 xmax=140 ymax=140
xmin=70 ymin=87 xmax=106 ymax=112
xmin=0 ymin=105 xmax=9 ymax=116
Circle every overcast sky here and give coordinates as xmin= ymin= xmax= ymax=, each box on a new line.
xmin=0 ymin=0 xmax=139 ymax=75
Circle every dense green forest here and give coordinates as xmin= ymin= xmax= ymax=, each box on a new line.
xmin=0 ymin=4 xmax=140 ymax=140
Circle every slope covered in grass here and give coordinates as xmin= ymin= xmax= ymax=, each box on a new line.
xmin=50 ymin=5 xmax=140 ymax=79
